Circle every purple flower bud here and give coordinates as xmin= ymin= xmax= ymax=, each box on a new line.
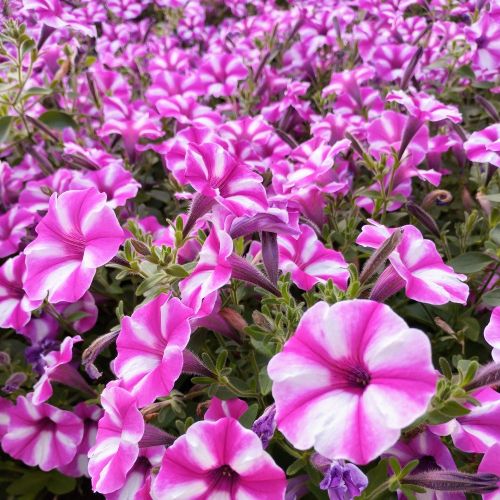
xmin=252 ymin=404 xmax=276 ymax=448
xmin=182 ymin=350 xmax=212 ymax=377
xmin=261 ymin=231 xmax=279 ymax=285
xmin=400 ymin=46 xmax=423 ymax=90
xmin=465 ymin=362 xmax=500 ymax=391
xmin=370 ymin=265 xmax=406 ymax=302
xmin=407 ymin=202 xmax=440 ymax=238
xmin=0 ymin=352 xmax=11 ymax=366
xmin=311 ymin=454 xmax=368 ymax=500
xmin=475 ymin=95 xmax=500 ymax=122
xmin=183 ymin=193 xmax=215 ymax=237
xmin=422 ymin=190 xmax=453 ymax=209
xmin=2 ymin=372 xmax=27 ymax=394
xmin=398 ymin=115 xmax=424 ymax=161
xmin=139 ymin=424 xmax=176 ymax=448
xmin=228 ymin=253 xmax=280 ymax=296
xmin=403 ymin=470 xmax=499 ymax=494
xmin=82 ymin=330 xmax=119 ymax=379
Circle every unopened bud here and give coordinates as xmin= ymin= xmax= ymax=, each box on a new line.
xmin=2 ymin=372 xmax=27 ymax=393
xmin=476 ymin=192 xmax=492 ymax=216
xmin=82 ymin=330 xmax=119 ymax=379
xmin=219 ymin=308 xmax=248 ymax=334
xmin=465 ymin=362 xmax=500 ymax=391
xmin=422 ymin=190 xmax=453 ymax=209
xmin=407 ymin=202 xmax=440 ymax=238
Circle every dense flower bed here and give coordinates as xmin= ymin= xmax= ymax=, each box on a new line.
xmin=0 ymin=0 xmax=499 ymax=498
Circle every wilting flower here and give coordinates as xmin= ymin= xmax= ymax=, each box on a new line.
xmin=311 ymin=454 xmax=368 ymax=500
xmin=88 ymin=384 xmax=144 ymax=494
xmin=268 ymin=300 xmax=437 ymax=464
xmin=485 ymin=307 xmax=500 ymax=362
xmin=430 ymin=388 xmax=500 ymax=454
xmin=463 ymin=124 xmax=500 ymax=168
xmin=252 ymin=404 xmax=277 ymax=448
xmin=32 ymin=335 xmax=93 ymax=405
xmin=0 ymin=206 xmax=34 ymax=258
xmin=152 ymin=417 xmax=287 ymax=498
xmin=114 ymin=294 xmax=193 ymax=407
xmin=357 ymin=221 xmax=469 ymax=305
xmin=0 ymin=254 xmax=42 ymax=330
xmin=278 ymin=224 xmax=349 ymax=291
xmin=24 ymin=188 xmax=125 ymax=303
xmin=1 ymin=395 xmax=83 ymax=471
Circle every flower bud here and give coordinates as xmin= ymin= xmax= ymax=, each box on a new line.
xmin=138 ymin=424 xmax=176 ymax=448
xmin=407 ymin=202 xmax=440 ymax=238
xmin=182 ymin=350 xmax=212 ymax=377
xmin=228 ymin=253 xmax=280 ymax=296
xmin=82 ymin=330 xmax=119 ymax=379
xmin=422 ymin=190 xmax=453 ymax=209
xmin=252 ymin=404 xmax=276 ymax=448
xmin=2 ymin=372 xmax=27 ymax=393
xmin=369 ymin=265 xmax=406 ymax=302
xmin=465 ymin=362 xmax=500 ymax=391
xmin=183 ymin=193 xmax=215 ymax=237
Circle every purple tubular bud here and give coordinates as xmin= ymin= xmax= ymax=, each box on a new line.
xmin=369 ymin=265 xmax=406 ymax=302
xmin=51 ymin=363 xmax=96 ymax=397
xmin=228 ymin=253 xmax=280 ymax=296
xmin=261 ymin=231 xmax=279 ymax=285
xmin=422 ymin=190 xmax=453 ymax=209
xmin=0 ymin=352 xmax=11 ymax=366
xmin=139 ymin=424 xmax=176 ymax=448
xmin=229 ymin=214 xmax=300 ymax=239
xmin=26 ymin=116 xmax=60 ymax=143
xmin=403 ymin=470 xmax=499 ymax=494
xmin=86 ymin=72 xmax=101 ymax=110
xmin=407 ymin=202 xmax=440 ymax=238
xmin=398 ymin=115 xmax=423 ymax=161
xmin=2 ymin=372 xmax=27 ymax=393
xmin=359 ymin=229 xmax=404 ymax=284
xmin=183 ymin=193 xmax=215 ymax=237
xmin=252 ymin=404 xmax=276 ymax=448
xmin=82 ymin=330 xmax=119 ymax=379
xmin=345 ymin=131 xmax=366 ymax=158
xmin=182 ymin=350 xmax=212 ymax=377
xmin=465 ymin=362 xmax=500 ymax=391
xmin=61 ymin=152 xmax=101 ymax=170
xmin=401 ymin=46 xmax=423 ymax=90
xmin=274 ymin=128 xmax=299 ymax=148
xmin=37 ymin=24 xmax=55 ymax=50
xmin=475 ymin=95 xmax=500 ymax=122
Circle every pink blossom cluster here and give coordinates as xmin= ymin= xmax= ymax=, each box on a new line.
xmin=0 ymin=0 xmax=498 ymax=498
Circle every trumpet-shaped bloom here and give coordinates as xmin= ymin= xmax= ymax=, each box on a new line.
xmin=268 ymin=300 xmax=437 ymax=464
xmin=0 ymin=206 xmax=34 ymax=258
xmin=88 ymin=384 xmax=144 ymax=494
xmin=0 ymin=254 xmax=42 ymax=330
xmin=463 ymin=124 xmax=500 ymax=168
xmin=485 ymin=308 xmax=500 ymax=362
xmin=199 ymin=53 xmax=249 ymax=97
xmin=114 ymin=294 xmax=193 ymax=407
xmin=1 ymin=395 xmax=83 ymax=471
xmin=204 ymin=397 xmax=249 ymax=421
xmin=278 ymin=224 xmax=349 ymax=291
xmin=185 ymin=142 xmax=268 ymax=217
xmin=152 ymin=417 xmax=287 ymax=499
xmin=24 ymin=188 xmax=125 ymax=304
xmin=357 ymin=221 xmax=469 ymax=305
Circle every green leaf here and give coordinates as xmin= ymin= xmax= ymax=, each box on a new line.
xmin=259 ymin=366 xmax=272 ymax=395
xmin=0 ymin=115 xmax=14 ymax=143
xmin=286 ymin=458 xmax=306 ymax=476
xmin=21 ymin=86 xmax=52 ymax=100
xmin=7 ymin=471 xmax=48 ymax=496
xmin=449 ymin=252 xmax=494 ymax=273
xmin=482 ymin=288 xmax=500 ymax=307
xmin=38 ymin=110 xmax=77 ymax=130
xmin=440 ymin=400 xmax=471 ymax=417
xmin=456 ymin=65 xmax=475 ymax=79
xmin=65 ymin=310 xmax=91 ymax=322
xmin=165 ymin=264 xmax=189 ymax=278
xmin=358 ymin=459 xmax=389 ymax=500
xmin=46 ymin=471 xmax=76 ymax=495
xmin=239 ymin=403 xmax=259 ymax=428
xmin=458 ymin=317 xmax=480 ymax=341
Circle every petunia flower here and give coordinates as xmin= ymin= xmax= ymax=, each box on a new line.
xmin=0 ymin=206 xmax=34 ymax=258
xmin=357 ymin=221 xmax=469 ymax=305
xmin=24 ymin=188 xmax=125 ymax=304
xmin=88 ymin=384 xmax=145 ymax=494
xmin=478 ymin=444 xmax=500 ymax=500
xmin=204 ymin=397 xmax=249 ymax=421
xmin=113 ymin=293 xmax=193 ymax=407
xmin=463 ymin=124 xmax=500 ymax=168
xmin=485 ymin=307 xmax=500 ymax=362
xmin=0 ymin=254 xmax=42 ymax=331
xmin=1 ymin=395 xmax=83 ymax=471
xmin=199 ymin=53 xmax=249 ymax=97
xmin=152 ymin=417 xmax=287 ymax=499
xmin=268 ymin=299 xmax=438 ymax=464
xmin=278 ymin=224 xmax=349 ymax=291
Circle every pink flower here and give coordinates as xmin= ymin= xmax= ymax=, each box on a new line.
xmin=268 ymin=300 xmax=437 ymax=464
xmin=0 ymin=207 xmax=34 ymax=258
xmin=114 ymin=294 xmax=193 ymax=407
xmin=478 ymin=444 xmax=500 ymax=500
xmin=468 ymin=12 xmax=500 ymax=80
xmin=1 ymin=395 xmax=83 ymax=471
xmin=464 ymin=124 xmax=500 ymax=168
xmin=155 ymin=95 xmax=221 ymax=129
xmin=199 ymin=53 xmax=249 ymax=97
xmin=430 ymin=388 xmax=500 ymax=454
xmin=485 ymin=308 xmax=500 ymax=362
xmin=88 ymin=384 xmax=145 ymax=494
xmin=0 ymin=254 xmax=42 ymax=330
xmin=32 ymin=335 xmax=92 ymax=405
xmin=185 ymin=142 xmax=268 ymax=217
xmin=152 ymin=417 xmax=287 ymax=499
xmin=357 ymin=221 xmax=469 ymax=305
xmin=24 ymin=188 xmax=125 ymax=303
xmin=204 ymin=397 xmax=249 ymax=421
xmin=278 ymin=224 xmax=349 ymax=291
xmin=69 ymin=164 xmax=141 ymax=208
xmin=58 ymin=403 xmax=102 ymax=478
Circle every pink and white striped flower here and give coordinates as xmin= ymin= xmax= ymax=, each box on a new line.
xmin=268 ymin=300 xmax=437 ymax=464
xmin=1 ymin=395 xmax=84 ymax=471
xmin=464 ymin=124 xmax=500 ymax=168
xmin=114 ymin=294 xmax=193 ymax=407
xmin=0 ymin=254 xmax=42 ymax=331
xmin=199 ymin=53 xmax=249 ymax=97
xmin=485 ymin=307 xmax=500 ymax=362
xmin=88 ymin=384 xmax=144 ymax=494
xmin=278 ymin=224 xmax=349 ymax=291
xmin=24 ymin=188 xmax=125 ymax=304
xmin=357 ymin=221 xmax=469 ymax=305
xmin=0 ymin=207 xmax=34 ymax=258
xmin=152 ymin=417 xmax=287 ymax=499
xmin=204 ymin=397 xmax=249 ymax=421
